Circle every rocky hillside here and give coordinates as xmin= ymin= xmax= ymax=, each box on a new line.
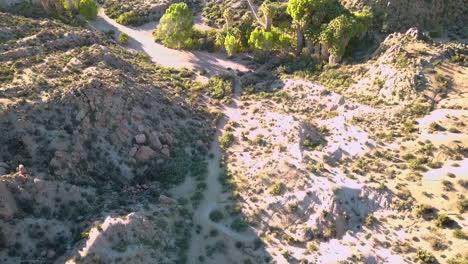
xmin=341 ymin=0 xmax=468 ymax=33
xmin=0 ymin=12 xmax=215 ymax=263
xmin=210 ymin=28 xmax=468 ymax=263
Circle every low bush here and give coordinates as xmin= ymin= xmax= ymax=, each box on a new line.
xmin=416 ymin=249 xmax=436 ymax=264
xmin=364 ymin=214 xmax=376 ymax=226
xmin=453 ymin=229 xmax=467 ymax=240
xmin=116 ymin=10 xmax=146 ymax=26
xmin=209 ymin=209 xmax=224 ymax=222
xmin=270 ymin=183 xmax=284 ymax=195
xmin=457 ymin=198 xmax=468 ymax=213
xmin=219 ymin=132 xmax=234 ymax=149
xmin=207 ymin=75 xmax=235 ymax=101
xmin=230 ymin=218 xmax=248 ymax=232
xmin=119 ymin=32 xmax=129 ymax=45
xmin=435 ymin=213 xmax=454 ymax=228
xmin=414 ymin=204 xmax=434 ymax=217
xmin=0 ymin=65 xmax=14 ymax=83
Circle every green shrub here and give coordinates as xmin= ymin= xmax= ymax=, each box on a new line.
xmin=116 ymin=10 xmax=146 ymax=26
xmin=209 ymin=209 xmax=224 ymax=222
xmin=207 ymin=75 xmax=234 ymax=100
xmin=79 ymin=0 xmax=98 ymax=20
xmin=230 ymin=218 xmax=248 ymax=232
xmin=416 ymin=249 xmax=436 ymax=264
xmin=306 ymin=242 xmax=318 ymax=252
xmin=435 ymin=213 xmax=454 ymax=228
xmin=428 ymin=122 xmax=445 ymax=132
xmin=407 ymin=102 xmax=431 ymax=117
xmin=270 ymin=183 xmax=284 ymax=195
xmin=453 ymin=229 xmax=467 ymax=240
xmin=414 ymin=204 xmax=434 ymax=217
xmin=447 ymin=256 xmax=468 ymax=264
xmin=364 ymin=214 xmax=376 ymax=226
xmin=251 ymin=134 xmax=266 ymax=146
xmin=457 ymin=198 xmax=468 ymax=213
xmin=119 ymin=32 xmax=129 ymax=45
xmin=0 ymin=65 xmax=14 ymax=83
xmin=219 ymin=132 xmax=234 ymax=149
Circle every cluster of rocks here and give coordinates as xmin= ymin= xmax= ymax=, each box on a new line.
xmin=129 ymin=131 xmax=171 ymax=161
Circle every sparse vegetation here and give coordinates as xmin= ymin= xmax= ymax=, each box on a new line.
xmin=119 ymin=32 xmax=130 ymax=45
xmin=209 ymin=209 xmax=224 ymax=222
xmin=435 ymin=214 xmax=454 ymax=228
xmin=270 ymin=183 xmax=284 ymax=195
xmin=219 ymin=132 xmax=235 ymax=149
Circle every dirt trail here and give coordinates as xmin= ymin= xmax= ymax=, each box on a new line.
xmin=88 ymin=8 xmax=248 ymax=75
xmin=88 ymin=9 xmax=256 ymax=263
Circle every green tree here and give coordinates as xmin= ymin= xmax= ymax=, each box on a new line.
xmin=223 ymin=8 xmax=235 ymax=29
xmin=287 ymin=0 xmax=345 ymax=54
xmin=224 ymin=34 xmax=240 ymax=57
xmin=319 ymin=7 xmax=372 ymax=63
xmin=154 ymin=3 xmax=194 ymax=49
xmin=79 ymin=0 xmax=98 ymax=20
xmin=259 ymin=0 xmax=274 ymax=31
xmin=287 ymin=0 xmax=310 ymax=54
xmin=62 ymin=0 xmax=80 ymax=13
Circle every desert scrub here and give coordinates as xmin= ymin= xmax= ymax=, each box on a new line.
xmin=219 ymin=132 xmax=234 ymax=149
xmin=453 ymin=229 xmax=467 ymax=240
xmin=313 ymin=65 xmax=356 ymax=93
xmin=209 ymin=209 xmax=224 ymax=222
xmin=119 ymin=32 xmax=129 ymax=45
xmin=303 ymin=139 xmax=322 ymax=150
xmin=230 ymin=218 xmax=247 ymax=232
xmin=406 ymin=101 xmax=431 ymax=117
xmin=116 ymin=10 xmax=146 ymax=26
xmin=416 ymin=249 xmax=436 ymax=264
xmin=364 ymin=214 xmax=376 ymax=226
xmin=447 ymin=256 xmax=468 ymax=264
xmin=306 ymin=242 xmax=318 ymax=252
xmin=207 ymin=75 xmax=234 ymax=101
xmin=270 ymin=183 xmax=284 ymax=195
xmin=457 ymin=198 xmax=468 ymax=213
xmin=428 ymin=122 xmax=445 ymax=132
xmin=414 ymin=204 xmax=434 ymax=217
xmin=250 ymin=134 xmax=266 ymax=146
xmin=435 ymin=213 xmax=454 ymax=228
xmin=0 ymin=65 xmax=14 ymax=83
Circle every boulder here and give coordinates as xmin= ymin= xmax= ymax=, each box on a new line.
xmin=161 ymin=145 xmax=170 ymax=157
xmin=159 ymin=195 xmax=176 ymax=206
xmin=129 ymin=146 xmax=138 ymax=157
xmin=135 ymin=134 xmax=146 ymax=144
xmin=149 ymin=131 xmax=163 ymax=150
xmin=134 ymin=146 xmax=156 ymax=161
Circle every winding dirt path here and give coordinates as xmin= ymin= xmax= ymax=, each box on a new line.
xmin=88 ymin=8 xmax=248 ymax=75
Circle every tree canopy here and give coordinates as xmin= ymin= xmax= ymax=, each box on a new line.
xmin=78 ymin=0 xmax=98 ymax=20
xmin=154 ymin=3 xmax=194 ymax=49
xmin=320 ymin=7 xmax=372 ymax=58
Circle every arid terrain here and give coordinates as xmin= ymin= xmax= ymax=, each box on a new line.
xmin=0 ymin=0 xmax=467 ymax=264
